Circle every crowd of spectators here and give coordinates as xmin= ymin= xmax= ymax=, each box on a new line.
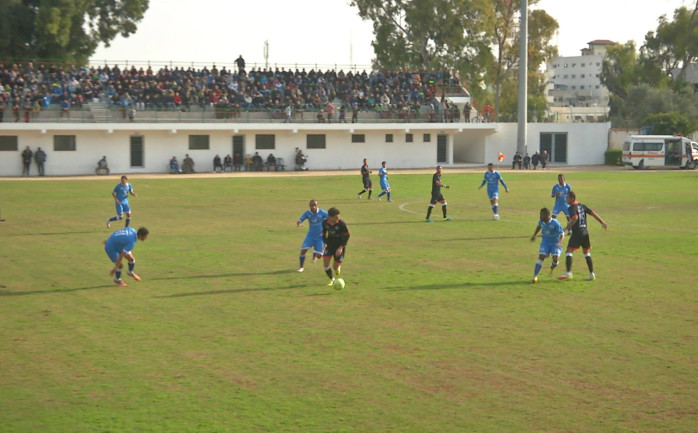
xmin=0 ymin=61 xmax=464 ymax=122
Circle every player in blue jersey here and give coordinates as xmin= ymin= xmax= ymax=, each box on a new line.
xmin=478 ymin=163 xmax=509 ymax=220
xmin=357 ymin=158 xmax=373 ymax=199
xmin=530 ymin=207 xmax=565 ymax=283
xmin=104 ymin=226 xmax=149 ymax=286
xmin=551 ymin=174 xmax=572 ymax=226
xmin=376 ymin=161 xmax=392 ymax=202
xmin=425 ymin=165 xmax=451 ymax=222
xmin=296 ymin=199 xmax=329 ymax=272
xmin=322 ymin=207 xmax=350 ymax=285
xmin=559 ymin=191 xmax=608 ymax=281
xmin=107 ymin=176 xmax=137 ymax=228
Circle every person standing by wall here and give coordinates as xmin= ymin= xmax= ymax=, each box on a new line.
xmin=541 ymin=150 xmax=549 ymax=169
xmin=531 ymin=151 xmax=541 ymax=170
xmin=34 ymin=147 xmax=46 ymax=176
xmin=21 ymin=146 xmax=33 ymax=176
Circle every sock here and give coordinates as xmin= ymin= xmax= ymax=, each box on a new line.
xmin=426 ymin=206 xmax=433 ymax=219
xmin=115 ymin=269 xmax=122 ymax=280
xmin=534 ymin=260 xmax=542 ymax=277
xmin=493 ymin=204 xmax=498 ymax=214
xmin=378 ymin=191 xmax=385 ymax=198
xmin=387 ymin=192 xmax=391 ymax=200
xmin=299 ymin=255 xmax=306 ymax=267
xmin=585 ymin=254 xmax=593 ymax=273
xmin=442 ymin=204 xmax=447 ymax=218
xmin=128 ymin=261 xmax=135 ymax=273
xmin=325 ymin=267 xmax=334 ymax=279
xmin=109 ymin=216 xmax=118 ymax=222
xmin=551 ymin=261 xmax=558 ymax=270
xmin=566 ymin=253 xmax=573 ymax=272
xmin=358 ymin=189 xmax=365 ymax=196
xmin=368 ymin=190 xmax=372 ymax=198
xmin=125 ymin=218 xmax=131 ymax=227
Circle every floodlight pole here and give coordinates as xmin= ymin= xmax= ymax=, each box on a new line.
xmin=517 ymin=0 xmax=528 ymax=156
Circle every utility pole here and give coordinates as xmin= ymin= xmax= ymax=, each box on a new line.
xmin=517 ymin=0 xmax=528 ymax=156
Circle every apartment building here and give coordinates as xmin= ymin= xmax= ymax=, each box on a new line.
xmin=546 ymin=40 xmax=613 ymax=123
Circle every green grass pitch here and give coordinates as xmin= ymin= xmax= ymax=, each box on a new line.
xmin=1 ymin=169 xmax=697 ymax=432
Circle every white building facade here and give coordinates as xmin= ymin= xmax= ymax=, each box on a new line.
xmin=546 ymin=40 xmax=614 ymax=123
xmin=0 ymin=121 xmax=610 ymax=176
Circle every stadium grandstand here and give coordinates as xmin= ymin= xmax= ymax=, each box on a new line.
xmin=0 ymin=61 xmax=474 ymax=124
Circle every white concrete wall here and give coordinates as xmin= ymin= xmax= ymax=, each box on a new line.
xmin=0 ymin=121 xmax=611 ymax=176
xmin=482 ymin=122 xmax=610 ymax=165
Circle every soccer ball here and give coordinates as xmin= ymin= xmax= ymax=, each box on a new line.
xmin=333 ymin=278 xmax=345 ymax=290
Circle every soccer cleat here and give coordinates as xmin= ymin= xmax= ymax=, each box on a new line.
xmin=128 ymin=272 xmax=141 ymax=281
xmin=327 ymin=278 xmax=335 ymax=286
xmin=106 ymin=219 xmax=111 ymax=228
xmin=357 ymin=193 xmax=361 ymax=199
xmin=297 ymin=267 xmax=304 ymax=273
xmin=387 ymin=199 xmax=393 ymax=202
xmin=335 ymin=267 xmax=341 ymax=277
xmin=532 ymin=276 xmax=538 ymax=283
xmin=443 ymin=217 xmax=451 ymax=221
xmin=587 ymin=272 xmax=596 ymax=281
xmin=425 ymin=218 xmax=433 ymax=222
xmin=558 ymin=272 xmax=573 ymax=281
xmin=368 ymin=197 xmax=372 ymax=200
xmin=377 ymin=196 xmax=381 ymax=202
xmin=493 ymin=214 xmax=500 ymax=220
xmin=114 ymin=279 xmax=128 ymax=287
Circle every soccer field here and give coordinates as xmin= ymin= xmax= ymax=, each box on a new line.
xmin=1 ymin=169 xmax=697 ymax=432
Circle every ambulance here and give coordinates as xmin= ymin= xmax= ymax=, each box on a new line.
xmin=622 ymin=135 xmax=698 ymax=169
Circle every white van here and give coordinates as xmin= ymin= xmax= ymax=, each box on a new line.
xmin=622 ymin=135 xmax=698 ymax=169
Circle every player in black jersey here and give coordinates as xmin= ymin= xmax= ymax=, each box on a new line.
xmin=357 ymin=158 xmax=373 ymax=199
xmin=559 ymin=191 xmax=608 ymax=281
xmin=322 ymin=207 xmax=350 ymax=285
xmin=425 ymin=165 xmax=451 ymax=222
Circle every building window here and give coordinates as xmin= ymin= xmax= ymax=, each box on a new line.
xmin=307 ymin=134 xmax=326 ymax=149
xmin=54 ymin=135 xmax=76 ymax=151
xmin=189 ymin=135 xmax=210 ymax=150
xmin=255 ymin=134 xmax=275 ymax=149
xmin=423 ymin=133 xmax=431 ymax=142
xmin=351 ymin=134 xmax=365 ymax=143
xmin=406 ymin=133 xmax=413 ymax=143
xmin=385 ymin=134 xmax=393 ymax=143
xmin=0 ymin=136 xmax=18 ymax=151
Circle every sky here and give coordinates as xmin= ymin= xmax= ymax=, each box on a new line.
xmin=90 ymin=0 xmax=694 ymax=69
